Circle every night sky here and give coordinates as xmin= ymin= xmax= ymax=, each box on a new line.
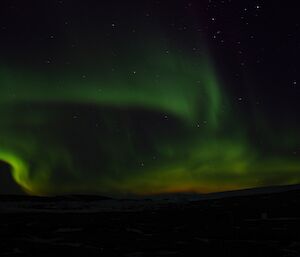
xmin=0 ymin=0 xmax=299 ymax=196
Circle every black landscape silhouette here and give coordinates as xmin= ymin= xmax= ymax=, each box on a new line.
xmin=1 ymin=184 xmax=300 ymax=256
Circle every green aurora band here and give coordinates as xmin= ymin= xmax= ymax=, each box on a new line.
xmin=0 ymin=48 xmax=300 ymax=196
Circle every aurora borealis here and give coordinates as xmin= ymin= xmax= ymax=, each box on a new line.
xmin=0 ymin=1 xmax=300 ymax=196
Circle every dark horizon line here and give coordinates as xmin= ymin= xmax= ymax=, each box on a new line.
xmin=1 ymin=183 xmax=300 ymax=202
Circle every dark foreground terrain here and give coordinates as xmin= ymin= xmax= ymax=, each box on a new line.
xmin=1 ymin=185 xmax=300 ymax=257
